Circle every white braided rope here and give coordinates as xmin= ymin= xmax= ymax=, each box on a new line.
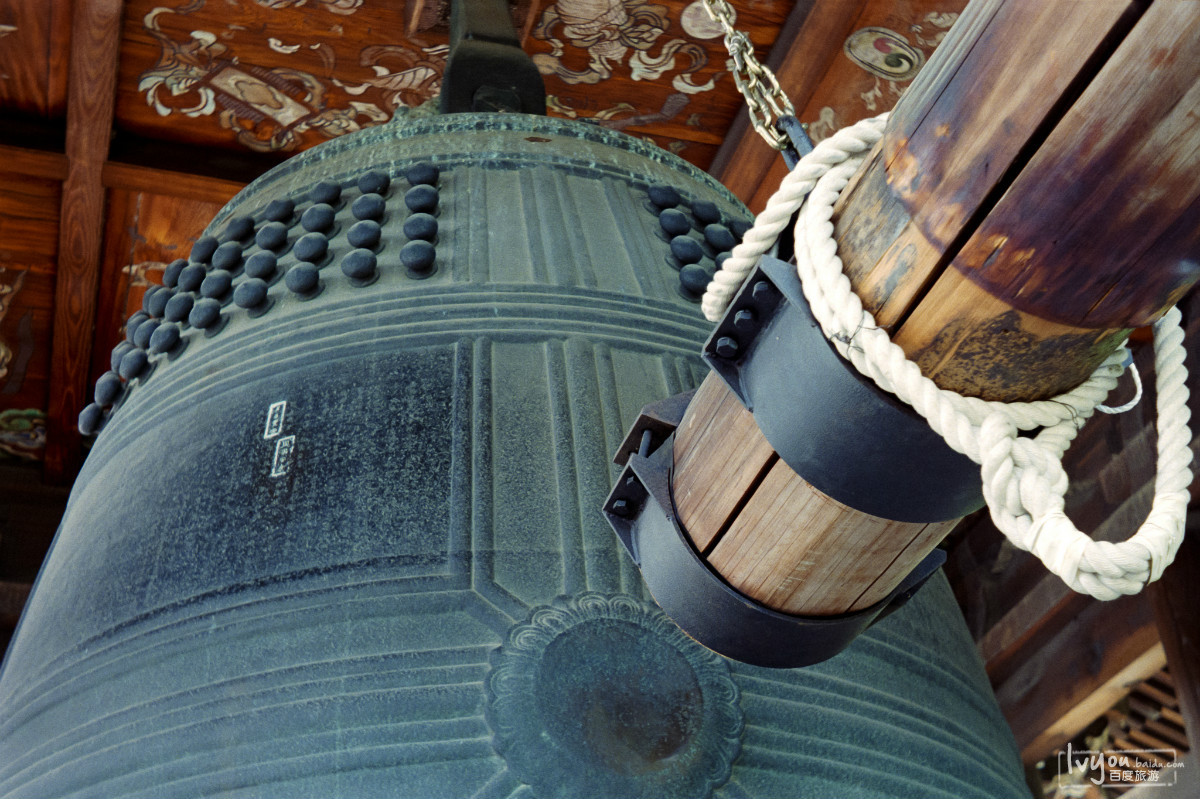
xmin=702 ymin=112 xmax=1194 ymax=600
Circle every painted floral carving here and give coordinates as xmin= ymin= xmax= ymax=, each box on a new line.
xmin=844 ymin=27 xmax=925 ymax=81
xmin=679 ymin=0 xmax=724 ymax=39
xmin=532 ymin=0 xmax=716 ymax=94
xmin=122 ymin=262 xmax=167 ymax=290
xmin=0 ymin=267 xmax=26 ymax=384
xmin=910 ymin=12 xmax=959 ymax=48
xmin=335 ymin=44 xmax=448 ymax=111
xmin=252 ymin=0 xmax=363 ymax=14
xmin=808 ymin=9 xmax=961 ymax=144
xmin=136 ymin=4 xmax=416 ymax=152
xmin=0 ymin=408 xmax=45 ymax=460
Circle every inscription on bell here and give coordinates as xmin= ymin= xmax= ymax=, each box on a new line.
xmin=271 ymin=435 xmax=296 ymax=478
xmin=263 ymin=400 xmax=287 ymax=439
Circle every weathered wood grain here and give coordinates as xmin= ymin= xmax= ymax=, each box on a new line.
xmin=0 ymin=145 xmax=68 ymax=180
xmin=0 ymin=172 xmax=61 ymax=267
xmin=45 ymin=0 xmax=72 ymax=116
xmin=101 ymin=162 xmax=244 ymax=206
xmin=0 ymin=0 xmax=59 ymax=115
xmin=884 ymin=0 xmax=1140 ymax=248
xmin=44 ymin=0 xmax=123 ymax=482
xmin=887 ymin=2 xmax=1200 ymax=398
xmin=890 ymin=270 xmax=1133 ymax=399
xmin=672 ymin=375 xmax=776 ymax=553
xmin=704 ymin=452 xmax=957 ymax=614
xmin=832 ymin=0 xmax=1142 ymax=361
xmin=943 ymin=4 xmax=1200 ymax=330
xmin=674 ymin=377 xmax=962 ymax=614
xmin=993 ymin=590 xmax=1164 ymax=764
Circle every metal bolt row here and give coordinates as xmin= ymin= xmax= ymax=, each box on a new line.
xmin=709 ymin=279 xmax=779 ymax=364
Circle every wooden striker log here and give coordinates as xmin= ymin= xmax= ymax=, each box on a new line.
xmin=674 ymin=0 xmax=1200 ymax=616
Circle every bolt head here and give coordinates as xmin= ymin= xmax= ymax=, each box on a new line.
xmin=733 ymin=309 xmax=756 ymax=332
xmin=714 ymin=336 xmax=740 ymax=359
xmin=611 ymin=499 xmax=630 ymax=517
xmin=751 ymin=280 xmax=777 ymax=303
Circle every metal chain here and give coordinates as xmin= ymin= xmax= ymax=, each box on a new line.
xmin=702 ymin=0 xmax=795 ymax=151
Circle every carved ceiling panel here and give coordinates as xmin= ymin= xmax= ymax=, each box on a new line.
xmin=114 ymin=0 xmax=792 ymax=168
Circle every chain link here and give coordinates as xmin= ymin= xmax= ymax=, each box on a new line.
xmin=702 ymin=0 xmax=795 ymax=151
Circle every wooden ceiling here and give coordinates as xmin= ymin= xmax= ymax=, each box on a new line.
xmin=0 ymin=0 xmax=969 ymax=481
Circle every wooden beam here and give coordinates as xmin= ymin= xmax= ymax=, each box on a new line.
xmin=101 ymin=161 xmax=245 ymax=206
xmin=673 ymin=376 xmax=958 ymax=614
xmin=43 ymin=0 xmax=123 ymax=483
xmin=890 ymin=2 xmax=1200 ymax=398
xmin=837 ymin=0 xmax=1158 ymax=398
xmin=978 ymin=572 xmax=1089 ymax=687
xmin=0 ymin=144 xmax=69 ymax=181
xmin=992 ymin=590 xmax=1165 ymax=765
xmin=709 ymin=0 xmax=868 ymax=208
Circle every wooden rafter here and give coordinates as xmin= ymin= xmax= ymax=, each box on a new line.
xmin=43 ymin=0 xmax=123 ymax=482
xmin=0 ymin=144 xmax=67 ymax=180
xmin=101 ymin=162 xmax=244 ymax=206
xmin=994 ymin=590 xmax=1165 ymax=764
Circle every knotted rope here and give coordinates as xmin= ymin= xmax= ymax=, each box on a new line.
xmin=703 ymin=112 xmax=1193 ymax=600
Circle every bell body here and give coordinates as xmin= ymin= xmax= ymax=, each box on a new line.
xmin=0 ymin=115 xmax=1029 ymax=799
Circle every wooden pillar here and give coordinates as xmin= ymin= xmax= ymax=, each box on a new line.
xmin=676 ymin=0 xmax=1200 ymax=615
xmin=44 ymin=0 xmax=124 ymax=482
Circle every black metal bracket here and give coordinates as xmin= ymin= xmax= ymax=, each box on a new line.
xmin=701 ymin=255 xmax=984 ymax=522
xmin=440 ymin=0 xmax=546 ymax=114
xmin=776 ymin=115 xmax=814 ymax=170
xmin=602 ymin=419 xmax=945 ymax=668
xmin=611 ymin=389 xmax=695 ymax=467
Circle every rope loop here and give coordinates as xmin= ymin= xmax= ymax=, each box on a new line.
xmin=702 ymin=112 xmax=1193 ymax=600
